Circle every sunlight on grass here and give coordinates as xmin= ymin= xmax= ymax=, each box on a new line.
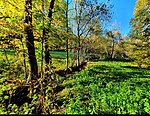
xmin=61 ymin=61 xmax=150 ymax=114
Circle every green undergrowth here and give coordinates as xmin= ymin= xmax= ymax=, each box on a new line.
xmin=59 ymin=61 xmax=150 ymax=114
xmin=0 ymin=50 xmax=69 ymax=114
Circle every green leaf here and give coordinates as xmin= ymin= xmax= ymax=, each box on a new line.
xmin=144 ymin=107 xmax=150 ymax=113
xmin=4 ymin=95 xmax=9 ymax=99
xmin=144 ymin=102 xmax=149 ymax=107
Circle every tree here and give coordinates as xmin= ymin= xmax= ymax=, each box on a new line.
xmin=106 ymin=31 xmax=114 ymax=59
xmin=115 ymin=35 xmax=128 ymax=59
xmin=105 ymin=30 xmax=121 ymax=59
xmin=45 ymin=0 xmax=55 ymax=66
xmin=129 ymin=0 xmax=150 ymax=69
xmin=41 ymin=0 xmax=55 ymax=78
xmin=65 ymin=0 xmax=70 ymax=71
xmin=24 ymin=0 xmax=38 ymax=80
xmin=84 ymin=18 xmax=103 ymax=61
xmin=73 ymin=0 xmax=112 ymax=66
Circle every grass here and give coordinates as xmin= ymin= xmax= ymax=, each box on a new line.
xmin=50 ymin=51 xmax=73 ymax=70
xmin=50 ymin=51 xmax=72 ymax=59
xmin=0 ymin=49 xmax=71 ymax=70
xmin=58 ymin=61 xmax=150 ymax=114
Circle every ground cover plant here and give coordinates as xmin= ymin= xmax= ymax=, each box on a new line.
xmin=59 ymin=61 xmax=150 ymax=114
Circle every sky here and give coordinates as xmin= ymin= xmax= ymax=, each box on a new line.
xmin=109 ymin=0 xmax=137 ymax=36
xmin=70 ymin=0 xmax=137 ymax=36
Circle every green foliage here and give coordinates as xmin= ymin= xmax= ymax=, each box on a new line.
xmin=61 ymin=61 xmax=150 ymax=114
xmin=0 ymin=50 xmax=70 ymax=114
xmin=0 ymin=74 xmax=59 ymax=114
xmin=129 ymin=0 xmax=150 ymax=69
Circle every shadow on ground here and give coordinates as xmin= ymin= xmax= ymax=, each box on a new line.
xmin=87 ymin=64 xmax=150 ymax=83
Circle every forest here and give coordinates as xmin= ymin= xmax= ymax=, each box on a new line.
xmin=0 ymin=0 xmax=150 ymax=114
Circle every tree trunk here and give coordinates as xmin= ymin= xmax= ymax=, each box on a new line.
xmin=24 ymin=0 xmax=38 ymax=80
xmin=66 ymin=0 xmax=69 ymax=71
xmin=20 ymin=38 xmax=28 ymax=79
xmin=111 ymin=39 xmax=115 ymax=59
xmin=77 ymin=24 xmax=81 ymax=67
xmin=44 ymin=0 xmax=55 ymax=71
xmin=41 ymin=0 xmax=45 ymax=78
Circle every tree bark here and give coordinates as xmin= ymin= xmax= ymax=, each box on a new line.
xmin=77 ymin=30 xmax=81 ymax=67
xmin=41 ymin=0 xmax=45 ymax=79
xmin=66 ymin=0 xmax=69 ymax=71
xmin=75 ymin=2 xmax=81 ymax=67
xmin=20 ymin=38 xmax=28 ymax=79
xmin=111 ymin=39 xmax=115 ymax=59
xmin=44 ymin=0 xmax=55 ymax=69
xmin=24 ymin=0 xmax=38 ymax=80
